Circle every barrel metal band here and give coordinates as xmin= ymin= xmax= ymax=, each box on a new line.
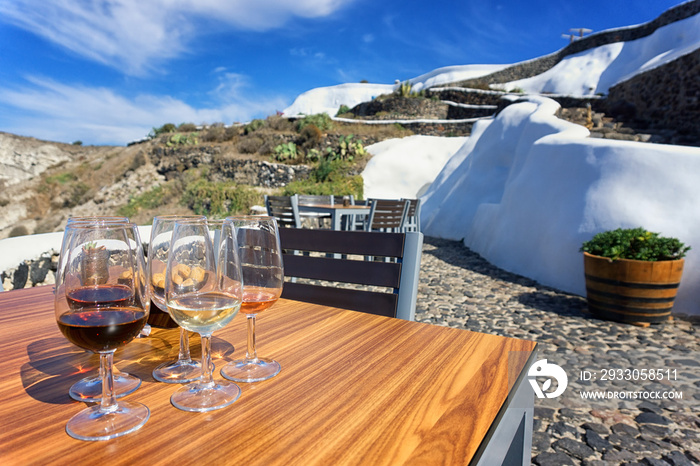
xmin=584 ymin=274 xmax=680 ymax=290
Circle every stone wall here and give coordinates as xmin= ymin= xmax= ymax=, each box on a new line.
xmin=1 ymin=250 xmax=58 ymax=291
xmin=150 ymin=145 xmax=312 ymax=188
xmin=453 ymin=0 xmax=700 ymax=87
xmin=606 ymin=48 xmax=700 ymax=145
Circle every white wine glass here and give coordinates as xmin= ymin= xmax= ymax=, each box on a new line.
xmin=165 ymin=218 xmax=243 ymax=412
xmin=149 ymin=215 xmax=205 ymax=383
xmin=59 ymin=216 xmax=143 ymax=402
xmin=55 ymin=222 xmax=150 ymax=440
xmin=221 ymin=216 xmax=283 ymax=383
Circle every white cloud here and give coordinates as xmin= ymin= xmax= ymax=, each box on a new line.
xmin=0 ymin=76 xmax=288 ymax=145
xmin=0 ymin=0 xmax=357 ymax=75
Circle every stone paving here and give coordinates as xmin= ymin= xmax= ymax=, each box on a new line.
xmin=415 ymin=237 xmax=700 ymax=466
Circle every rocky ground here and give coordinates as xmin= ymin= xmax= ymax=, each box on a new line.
xmin=417 ymin=237 xmax=700 ymax=466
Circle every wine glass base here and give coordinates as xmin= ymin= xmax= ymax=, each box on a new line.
xmin=170 ymin=380 xmax=241 ymax=412
xmin=66 ymin=401 xmax=150 ymax=441
xmin=220 ymin=358 xmax=281 ymax=383
xmin=152 ymin=359 xmax=203 ymax=384
xmin=69 ymin=372 xmax=141 ymax=402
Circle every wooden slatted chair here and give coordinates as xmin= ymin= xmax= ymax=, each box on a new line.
xmin=401 ymin=198 xmax=421 ymax=233
xmin=265 ymin=194 xmax=301 ymax=228
xmin=279 ymin=228 xmax=423 ymax=320
xmin=364 ymin=199 xmax=410 ymax=233
xmin=297 ymin=194 xmax=334 ymax=229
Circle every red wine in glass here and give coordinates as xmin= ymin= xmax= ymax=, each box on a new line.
xmin=57 ymin=307 xmax=148 ymax=353
xmin=67 ymin=284 xmax=133 ymax=310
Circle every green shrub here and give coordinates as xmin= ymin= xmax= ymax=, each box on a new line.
xmin=150 ymin=123 xmax=176 ymax=138
xmin=223 ymin=126 xmax=239 ymax=141
xmin=398 ymin=81 xmax=412 ymax=97
xmin=281 ymin=157 xmax=363 ymax=199
xmin=202 ymin=126 xmax=225 ymax=143
xmin=299 ymin=124 xmax=322 ymax=149
xmin=177 ymin=122 xmax=198 ymax=132
xmin=45 ymin=172 xmax=77 ymax=184
xmin=72 ymin=140 xmax=83 ymax=146
xmin=337 ymin=105 xmax=351 ymax=116
xmin=167 ymin=132 xmax=199 ymax=146
xmin=327 ymin=134 xmax=366 ymax=162
xmin=118 ymin=185 xmax=168 ymax=217
xmin=297 ymin=113 xmax=333 ymax=132
xmin=181 ymin=179 xmax=261 ymax=217
xmin=580 ymin=227 xmax=690 ymax=261
xmin=266 ymin=115 xmax=294 ymax=131
xmin=272 ymin=142 xmax=298 ymax=162
xmin=237 ymin=136 xmax=264 ymax=154
xmin=243 ymin=119 xmax=265 ymax=135
xmin=8 ymin=225 xmax=29 ymax=237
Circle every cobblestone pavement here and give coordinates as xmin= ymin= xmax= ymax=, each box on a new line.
xmin=415 ymin=237 xmax=700 ymax=466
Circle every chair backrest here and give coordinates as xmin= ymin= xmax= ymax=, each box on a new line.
xmin=364 ymin=199 xmax=410 ymax=232
xmin=279 ymin=229 xmax=423 ymax=320
xmin=401 ymin=198 xmax=421 ymax=232
xmin=297 ymin=194 xmax=334 ymax=206
xmin=265 ymin=194 xmax=301 ymax=228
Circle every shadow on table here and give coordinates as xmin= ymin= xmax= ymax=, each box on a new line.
xmin=21 ymin=331 xmax=236 ymax=404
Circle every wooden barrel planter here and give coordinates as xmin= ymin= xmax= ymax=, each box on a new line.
xmin=583 ymin=252 xmax=684 ymax=325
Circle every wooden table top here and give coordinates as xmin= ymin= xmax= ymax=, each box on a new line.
xmin=0 ymin=286 xmax=536 ymax=465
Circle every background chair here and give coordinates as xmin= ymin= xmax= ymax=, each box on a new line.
xmin=401 ymin=198 xmax=421 ymax=232
xmin=364 ymin=199 xmax=409 ymax=232
xmin=278 ymin=229 xmax=423 ymax=320
xmin=265 ymin=194 xmax=301 ymax=228
xmin=297 ymin=194 xmax=334 ymax=229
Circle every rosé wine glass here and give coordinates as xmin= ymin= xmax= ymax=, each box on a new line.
xmin=220 ymin=216 xmax=282 ymax=383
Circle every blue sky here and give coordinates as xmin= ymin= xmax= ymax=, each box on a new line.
xmin=0 ymin=0 xmax=685 ymax=146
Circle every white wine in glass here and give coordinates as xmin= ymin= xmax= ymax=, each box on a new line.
xmin=149 ymin=215 xmax=206 ymax=384
xmin=166 ymin=218 xmax=243 ymax=412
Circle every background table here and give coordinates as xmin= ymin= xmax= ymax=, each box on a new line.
xmin=297 ymin=203 xmax=371 ymax=230
xmin=0 ymin=286 xmax=536 ymax=465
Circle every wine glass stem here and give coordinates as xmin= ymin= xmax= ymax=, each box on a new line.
xmin=178 ymin=327 xmax=191 ymax=361
xmin=245 ymin=315 xmax=258 ymax=362
xmin=100 ymin=352 xmax=118 ymax=412
xmin=200 ymin=334 xmax=214 ymax=385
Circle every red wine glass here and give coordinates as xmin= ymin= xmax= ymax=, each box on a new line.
xmin=60 ymin=216 xmax=143 ymax=401
xmin=55 ymin=222 xmax=150 ymax=440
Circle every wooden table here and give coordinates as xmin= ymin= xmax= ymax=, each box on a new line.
xmin=0 ymin=286 xmax=537 ymax=465
xmin=297 ymin=203 xmax=371 ymax=231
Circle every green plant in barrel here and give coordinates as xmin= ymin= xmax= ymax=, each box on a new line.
xmin=580 ymin=227 xmax=690 ymax=261
xmin=580 ymin=227 xmax=690 ymax=325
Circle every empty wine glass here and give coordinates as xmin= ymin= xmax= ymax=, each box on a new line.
xmin=221 ymin=216 xmax=283 ymax=383
xmin=55 ymin=222 xmax=150 ymax=440
xmin=149 ymin=215 xmax=205 ymax=384
xmin=165 ymin=218 xmax=243 ymax=412
xmin=59 ymin=216 xmax=143 ymax=402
